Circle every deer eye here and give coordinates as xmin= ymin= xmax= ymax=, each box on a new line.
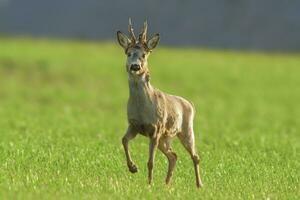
xmin=127 ymin=53 xmax=131 ymax=57
xmin=142 ymin=53 xmax=146 ymax=58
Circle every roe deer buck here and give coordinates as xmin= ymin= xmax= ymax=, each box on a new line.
xmin=117 ymin=19 xmax=203 ymax=188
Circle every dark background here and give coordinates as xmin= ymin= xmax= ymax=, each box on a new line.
xmin=1 ymin=0 xmax=300 ymax=51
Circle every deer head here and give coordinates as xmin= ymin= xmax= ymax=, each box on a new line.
xmin=117 ymin=18 xmax=160 ymax=76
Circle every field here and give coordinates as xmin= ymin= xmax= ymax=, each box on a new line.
xmin=0 ymin=38 xmax=299 ymax=199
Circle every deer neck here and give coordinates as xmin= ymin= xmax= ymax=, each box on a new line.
xmin=128 ymin=71 xmax=153 ymax=103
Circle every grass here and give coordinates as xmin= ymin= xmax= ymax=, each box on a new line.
xmin=0 ymin=37 xmax=299 ymax=199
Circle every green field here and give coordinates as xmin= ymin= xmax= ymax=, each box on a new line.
xmin=0 ymin=38 xmax=299 ymax=199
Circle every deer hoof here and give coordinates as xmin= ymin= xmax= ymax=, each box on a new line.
xmin=197 ymin=181 xmax=203 ymax=188
xmin=128 ymin=164 xmax=138 ymax=173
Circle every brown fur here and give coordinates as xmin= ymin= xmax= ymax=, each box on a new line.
xmin=118 ymin=19 xmax=203 ymax=188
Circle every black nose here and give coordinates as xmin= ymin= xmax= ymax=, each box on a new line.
xmin=130 ymin=64 xmax=141 ymax=71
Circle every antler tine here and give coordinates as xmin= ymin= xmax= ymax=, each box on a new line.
xmin=139 ymin=20 xmax=148 ymax=43
xmin=128 ymin=18 xmax=137 ymax=42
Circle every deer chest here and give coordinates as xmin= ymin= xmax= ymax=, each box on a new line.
xmin=128 ymin=101 xmax=162 ymax=123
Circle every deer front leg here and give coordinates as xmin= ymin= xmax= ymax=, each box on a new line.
xmin=122 ymin=126 xmax=138 ymax=173
xmin=147 ymin=136 xmax=159 ymax=184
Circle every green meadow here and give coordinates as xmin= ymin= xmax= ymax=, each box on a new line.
xmin=0 ymin=38 xmax=299 ymax=199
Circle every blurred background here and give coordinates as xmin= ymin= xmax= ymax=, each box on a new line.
xmin=1 ymin=0 xmax=300 ymax=51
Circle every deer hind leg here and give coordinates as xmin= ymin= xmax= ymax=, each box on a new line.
xmin=178 ymin=127 xmax=203 ymax=188
xmin=158 ymin=137 xmax=177 ymax=185
xmin=122 ymin=125 xmax=138 ymax=173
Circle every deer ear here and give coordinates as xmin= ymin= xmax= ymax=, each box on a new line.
xmin=147 ymin=33 xmax=160 ymax=50
xmin=117 ymin=31 xmax=131 ymax=49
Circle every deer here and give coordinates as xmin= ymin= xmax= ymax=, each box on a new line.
xmin=117 ymin=19 xmax=203 ymax=188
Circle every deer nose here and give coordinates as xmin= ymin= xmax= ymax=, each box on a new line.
xmin=130 ymin=64 xmax=141 ymax=71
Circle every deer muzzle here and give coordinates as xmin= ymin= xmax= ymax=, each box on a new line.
xmin=130 ymin=64 xmax=141 ymax=71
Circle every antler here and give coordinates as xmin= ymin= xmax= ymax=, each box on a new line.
xmin=139 ymin=20 xmax=148 ymax=44
xmin=128 ymin=18 xmax=137 ymax=43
